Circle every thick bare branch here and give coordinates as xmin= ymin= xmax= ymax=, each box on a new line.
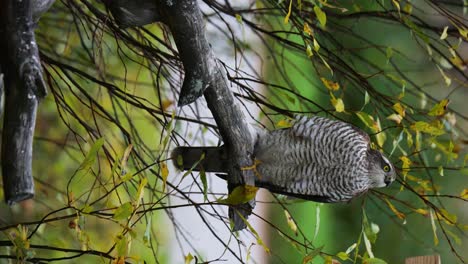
xmin=157 ymin=0 xmax=256 ymax=230
xmin=0 ymin=0 xmax=49 ymax=204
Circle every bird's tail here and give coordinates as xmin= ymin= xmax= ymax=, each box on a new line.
xmin=171 ymin=146 xmax=228 ymax=173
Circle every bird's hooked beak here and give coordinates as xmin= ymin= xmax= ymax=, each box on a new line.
xmin=384 ymin=178 xmax=393 ymax=186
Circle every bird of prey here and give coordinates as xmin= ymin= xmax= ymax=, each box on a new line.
xmin=172 ymin=115 xmax=396 ymax=203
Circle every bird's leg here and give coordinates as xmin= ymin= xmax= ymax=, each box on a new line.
xmin=241 ymin=158 xmax=262 ymax=179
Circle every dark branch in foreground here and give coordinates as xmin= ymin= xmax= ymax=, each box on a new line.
xmin=0 ymin=0 xmax=50 ymax=205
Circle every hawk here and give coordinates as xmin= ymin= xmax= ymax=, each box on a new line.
xmin=172 ymin=115 xmax=396 ymax=203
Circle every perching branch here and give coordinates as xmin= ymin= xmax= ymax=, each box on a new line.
xmin=106 ymin=0 xmax=256 ymax=230
xmin=158 ymin=0 xmax=256 ymax=231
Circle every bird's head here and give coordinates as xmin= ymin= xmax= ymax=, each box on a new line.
xmin=366 ymin=149 xmax=396 ymax=188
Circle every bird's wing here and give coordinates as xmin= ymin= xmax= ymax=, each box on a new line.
xmin=291 ymin=115 xmax=370 ymax=144
xmin=256 ymin=180 xmax=335 ymax=203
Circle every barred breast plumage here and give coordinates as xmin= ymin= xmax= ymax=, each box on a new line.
xmin=172 ymin=115 xmax=396 ymax=203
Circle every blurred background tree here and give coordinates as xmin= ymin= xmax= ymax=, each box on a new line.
xmin=0 ymin=0 xmax=466 ymax=263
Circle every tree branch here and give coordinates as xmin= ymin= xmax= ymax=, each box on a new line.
xmin=0 ymin=0 xmax=50 ymax=205
xmin=156 ymin=0 xmax=256 ymax=230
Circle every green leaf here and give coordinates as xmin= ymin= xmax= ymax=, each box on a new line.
xmin=200 ymin=167 xmax=208 ymax=202
xmin=356 ymin=112 xmax=376 ymax=130
xmin=143 ymin=217 xmax=152 ymax=246
xmin=81 ymin=204 xmax=93 ymax=214
xmin=438 ymin=166 xmax=444 ymax=177
xmin=113 ymin=202 xmax=133 ymax=220
xmin=79 ymin=138 xmax=105 ymax=171
xmin=364 ymin=91 xmax=370 ymax=107
xmin=362 ymin=212 xmax=378 ymax=243
xmin=115 ymin=235 xmax=128 ymax=257
xmin=121 ymin=172 xmax=133 ymax=182
xmin=314 ymin=6 xmax=326 ymax=27
xmin=403 ymin=16 xmax=429 ymax=43
xmin=386 ymin=47 xmax=393 ymax=60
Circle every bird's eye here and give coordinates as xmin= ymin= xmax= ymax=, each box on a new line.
xmin=383 ymin=165 xmax=390 ymax=172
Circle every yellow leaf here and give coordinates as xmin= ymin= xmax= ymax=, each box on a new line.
xmin=450 ymin=56 xmax=466 ymax=70
xmin=458 ymin=26 xmax=468 ymax=40
xmin=219 ymin=185 xmax=259 ymax=205
xmin=237 ymin=211 xmax=270 ymax=254
xmin=392 ymin=0 xmax=401 ymax=13
xmin=337 ymin=252 xmax=348 ymax=260
xmin=161 ymin=162 xmax=169 ymax=191
xmin=235 ymin=14 xmax=242 ymax=23
xmin=375 ymin=119 xmax=386 ymax=148
xmin=185 ymin=253 xmax=194 ymax=264
xmin=386 ymin=114 xmax=403 ymax=124
xmin=414 ymin=208 xmax=428 ymax=216
xmin=306 ymin=44 xmax=313 ymax=57
xmin=314 ymin=6 xmax=326 ymax=27
xmin=321 ymin=77 xmax=340 ymax=91
xmin=410 ymin=121 xmax=445 ymax=136
xmin=313 ymin=37 xmax=320 ymax=51
xmin=399 ymin=156 xmax=411 ymax=177
xmin=284 ymin=210 xmax=298 ymax=235
xmin=436 ymin=208 xmax=457 ymax=225
xmin=428 ymin=99 xmax=449 ymax=116
xmin=429 ymin=209 xmax=439 ymax=245
xmin=461 ymin=189 xmax=468 ymax=199
xmin=403 ymin=3 xmax=412 ymax=14
xmin=277 ymin=118 xmax=293 ymax=128
xmin=440 ymin=26 xmax=449 ymax=40
xmin=393 ymin=103 xmax=406 ymax=117
xmin=284 ymin=0 xmax=293 ymax=24
xmin=161 ymin=99 xmax=173 ymax=111
xmin=384 ymin=199 xmax=405 ymax=220
xmin=304 ymin=22 xmax=313 ymax=35
xmin=330 ymin=93 xmax=345 ymax=112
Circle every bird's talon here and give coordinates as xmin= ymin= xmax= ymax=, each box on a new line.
xmin=241 ymin=159 xmax=262 ymax=179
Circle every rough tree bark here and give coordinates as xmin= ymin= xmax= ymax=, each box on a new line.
xmin=106 ymin=0 xmax=256 ymax=230
xmin=0 ymin=0 xmax=53 ymax=205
